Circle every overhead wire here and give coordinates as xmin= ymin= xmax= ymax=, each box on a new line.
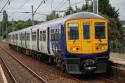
xmin=51 ymin=0 xmax=54 ymax=11
xmin=55 ymin=1 xmax=68 ymax=11
xmin=33 ymin=0 xmax=46 ymax=14
xmin=3 ymin=0 xmax=13 ymax=11
xmin=0 ymin=0 xmax=11 ymax=12
xmin=10 ymin=0 xmax=32 ymax=18
xmin=0 ymin=0 xmax=4 ymax=4
xmin=54 ymin=0 xmax=65 ymax=10
xmin=57 ymin=1 xmax=84 ymax=12
xmin=0 ymin=0 xmax=3 ymax=4
xmin=1 ymin=0 xmax=84 ymax=21
xmin=25 ymin=0 xmax=48 ymax=21
xmin=24 ymin=0 xmax=46 ymax=21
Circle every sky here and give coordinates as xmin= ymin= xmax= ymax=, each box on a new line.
xmin=110 ymin=0 xmax=125 ymax=21
xmin=0 ymin=0 xmax=125 ymax=21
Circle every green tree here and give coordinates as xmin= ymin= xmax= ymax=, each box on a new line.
xmin=74 ymin=6 xmax=81 ymax=13
xmin=25 ymin=19 xmax=32 ymax=27
xmin=13 ymin=19 xmax=40 ymax=31
xmin=1 ymin=10 xmax=8 ymax=38
xmin=65 ymin=6 xmax=74 ymax=16
xmin=13 ymin=20 xmax=26 ymax=30
xmin=46 ymin=11 xmax=59 ymax=21
xmin=99 ymin=0 xmax=122 ymax=39
xmin=81 ymin=0 xmax=93 ymax=12
xmin=99 ymin=0 xmax=119 ymax=18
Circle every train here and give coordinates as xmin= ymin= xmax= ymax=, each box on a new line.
xmin=8 ymin=12 xmax=110 ymax=74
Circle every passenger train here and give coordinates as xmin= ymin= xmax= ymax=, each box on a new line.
xmin=8 ymin=12 xmax=109 ymax=74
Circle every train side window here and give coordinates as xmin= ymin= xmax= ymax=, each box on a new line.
xmin=17 ymin=34 xmax=18 ymax=40
xmin=20 ymin=33 xmax=22 ymax=40
xmin=68 ymin=23 xmax=79 ymax=40
xmin=55 ymin=29 xmax=59 ymax=41
xmin=43 ymin=31 xmax=46 ymax=41
xmin=34 ymin=32 xmax=36 ymax=41
xmin=14 ymin=34 xmax=16 ymax=40
xmin=21 ymin=33 xmax=23 ymax=40
xmin=15 ymin=34 xmax=16 ymax=40
xmin=51 ymin=29 xmax=54 ymax=41
xmin=83 ymin=23 xmax=90 ymax=39
xmin=51 ymin=29 xmax=54 ymax=33
xmin=22 ymin=33 xmax=24 ymax=40
xmin=26 ymin=33 xmax=28 ymax=40
xmin=12 ymin=35 xmax=13 ymax=40
xmin=26 ymin=33 xmax=30 ymax=40
xmin=13 ymin=35 xmax=14 ymax=40
xmin=40 ymin=31 xmax=42 ymax=41
xmin=28 ymin=33 xmax=30 ymax=40
xmin=32 ymin=32 xmax=33 ymax=41
xmin=32 ymin=32 xmax=36 ymax=41
xmin=16 ymin=34 xmax=18 ymax=40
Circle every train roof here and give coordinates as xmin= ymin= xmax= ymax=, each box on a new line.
xmin=64 ymin=12 xmax=105 ymax=20
xmin=9 ymin=12 xmax=105 ymax=34
xmin=31 ymin=12 xmax=105 ymax=28
xmin=39 ymin=12 xmax=105 ymax=25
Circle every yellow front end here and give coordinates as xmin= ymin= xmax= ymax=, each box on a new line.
xmin=66 ymin=19 xmax=108 ymax=54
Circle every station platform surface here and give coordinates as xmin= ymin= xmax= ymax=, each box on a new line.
xmin=0 ymin=65 xmax=7 ymax=83
xmin=0 ymin=72 xmax=4 ymax=83
xmin=110 ymin=53 xmax=125 ymax=65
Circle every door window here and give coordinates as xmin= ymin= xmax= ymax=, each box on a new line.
xmin=95 ymin=22 xmax=105 ymax=39
xmin=68 ymin=23 xmax=79 ymax=40
xmin=83 ymin=23 xmax=90 ymax=39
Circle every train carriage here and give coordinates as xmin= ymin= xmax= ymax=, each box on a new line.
xmin=8 ymin=12 xmax=109 ymax=74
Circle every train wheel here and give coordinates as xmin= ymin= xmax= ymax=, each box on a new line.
xmin=48 ymin=57 xmax=51 ymax=63
xmin=61 ymin=61 xmax=67 ymax=72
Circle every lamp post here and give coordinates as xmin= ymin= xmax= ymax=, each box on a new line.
xmin=92 ymin=0 xmax=99 ymax=14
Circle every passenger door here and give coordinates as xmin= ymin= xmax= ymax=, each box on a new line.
xmin=66 ymin=20 xmax=82 ymax=54
xmin=93 ymin=19 xmax=108 ymax=53
xmin=81 ymin=19 xmax=93 ymax=54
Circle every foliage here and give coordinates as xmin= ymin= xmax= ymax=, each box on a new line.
xmin=99 ymin=0 xmax=122 ymax=40
xmin=13 ymin=19 xmax=40 ymax=31
xmin=110 ymin=39 xmax=125 ymax=53
xmin=81 ymin=1 xmax=93 ymax=12
xmin=13 ymin=20 xmax=27 ymax=30
xmin=65 ymin=0 xmax=93 ymax=15
xmin=99 ymin=0 xmax=119 ymax=18
xmin=74 ymin=6 xmax=81 ymax=13
xmin=46 ymin=11 xmax=59 ymax=21
xmin=64 ymin=6 xmax=74 ymax=16
xmin=1 ymin=10 xmax=9 ymax=38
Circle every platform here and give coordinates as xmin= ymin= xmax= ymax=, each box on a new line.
xmin=110 ymin=52 xmax=125 ymax=65
xmin=0 ymin=65 xmax=8 ymax=83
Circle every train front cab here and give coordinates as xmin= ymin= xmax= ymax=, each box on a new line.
xmin=64 ymin=18 xmax=109 ymax=74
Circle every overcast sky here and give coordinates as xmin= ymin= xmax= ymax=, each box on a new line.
xmin=0 ymin=0 xmax=125 ymax=21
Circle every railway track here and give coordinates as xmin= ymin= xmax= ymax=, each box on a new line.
xmin=0 ymin=41 xmax=119 ymax=83
xmin=0 ymin=45 xmax=81 ymax=83
xmin=0 ymin=57 xmax=17 ymax=83
xmin=0 ymin=46 xmax=47 ymax=83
